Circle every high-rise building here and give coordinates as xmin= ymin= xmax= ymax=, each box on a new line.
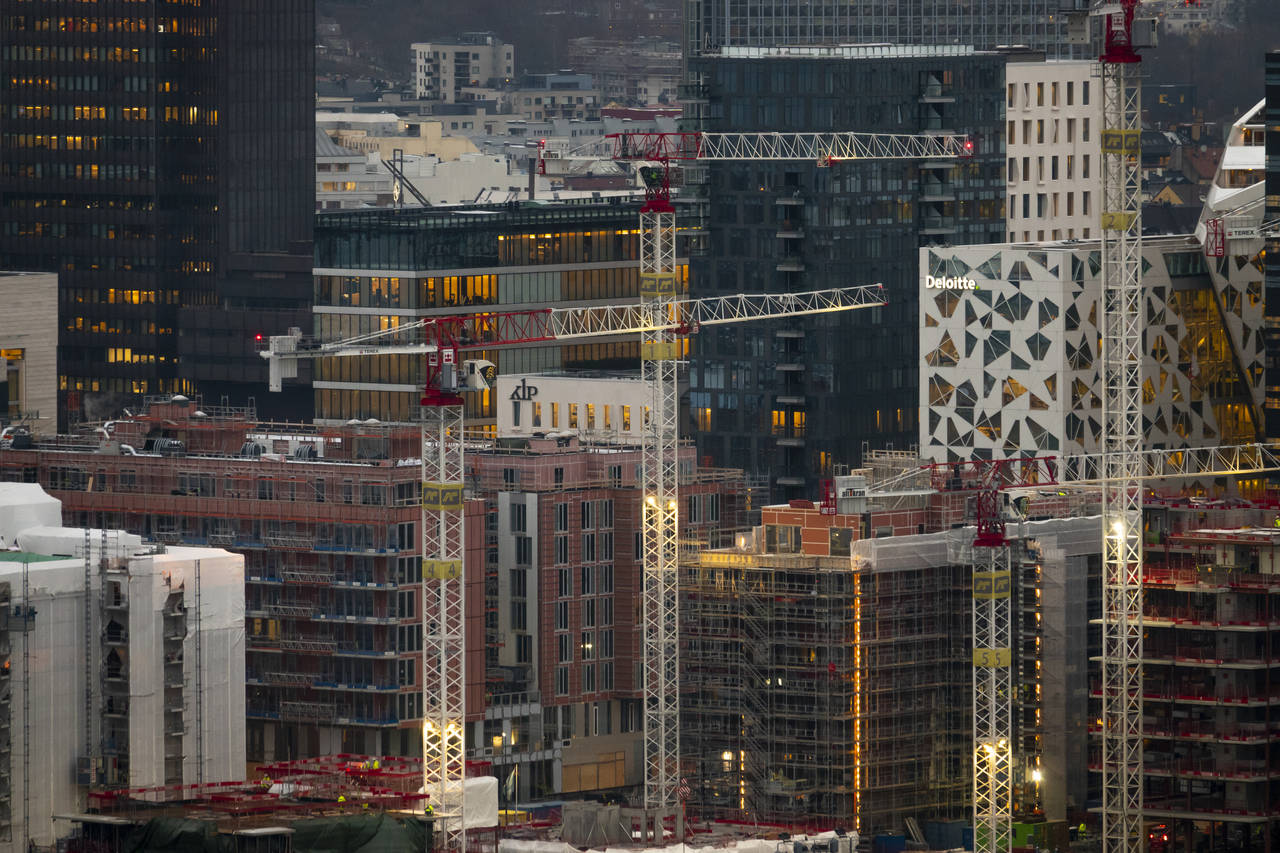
xmin=686 ymin=0 xmax=1084 ymax=57
xmin=0 ymin=2 xmax=316 ymax=424
xmin=685 ymin=46 xmax=1007 ymax=497
xmin=1004 ymin=59 xmax=1102 ymax=242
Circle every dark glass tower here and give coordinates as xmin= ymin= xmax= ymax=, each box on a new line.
xmin=0 ymin=1 xmax=315 ymax=424
xmin=687 ymin=48 xmax=1007 ymax=498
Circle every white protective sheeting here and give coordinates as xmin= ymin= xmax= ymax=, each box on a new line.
xmin=0 ymin=482 xmax=62 ymax=545
xmin=127 ymin=548 xmax=245 ymax=788
xmin=499 ymin=841 xmax=577 ymax=853
xmin=17 ymin=526 xmax=144 ymax=563
xmin=0 ymin=554 xmax=93 ymax=847
xmin=464 ymin=776 xmax=499 ymax=828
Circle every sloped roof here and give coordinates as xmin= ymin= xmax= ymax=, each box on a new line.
xmin=316 ymin=128 xmax=362 ymax=158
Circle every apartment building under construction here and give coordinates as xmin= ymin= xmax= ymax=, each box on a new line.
xmin=681 ymin=471 xmax=1101 ymax=836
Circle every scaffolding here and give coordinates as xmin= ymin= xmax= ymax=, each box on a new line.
xmin=681 ymin=540 xmax=969 ymax=836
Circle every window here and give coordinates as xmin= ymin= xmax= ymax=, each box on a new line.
xmin=602 ymin=532 xmax=614 ymax=560
xmin=532 ymin=402 xmax=542 ymax=426
xmin=1082 ymin=81 xmax=1090 ymax=105
xmin=602 ymin=499 xmax=614 ymax=527
xmin=1008 ymin=157 xmax=1017 ymax=182
xmin=511 ymin=502 xmax=526 ymax=532
xmin=397 ymin=557 xmax=421 ymax=585
xmin=1067 ymin=81 xmax=1074 ymax=105
xmin=1067 ymin=193 xmax=1074 ymax=216
xmin=1007 ymin=83 xmax=1015 ymax=107
xmin=602 ymin=597 xmax=614 ymax=626
xmin=1037 ymin=156 xmax=1044 ymax=182
xmin=1051 ymin=156 xmax=1059 ymax=180
xmin=1082 ymin=192 xmax=1091 ymax=216
xmin=582 ymin=533 xmax=596 ymax=562
xmin=599 ymin=563 xmax=614 ymax=593
xmin=581 ymin=631 xmax=595 ymax=660
xmin=554 ymin=467 xmax=564 ymax=486
xmin=709 ymin=493 xmax=720 ymax=522
xmin=555 ymin=535 xmax=569 ymax=565
xmin=1036 ymin=82 xmax=1044 ymax=106
xmin=511 ymin=599 xmax=527 ymax=630
xmin=1022 ymin=195 xmax=1030 ymax=219
xmin=558 ymin=633 xmax=572 ymax=663
xmin=687 ymin=494 xmax=701 ymax=523
xmin=1082 ymin=118 xmax=1090 ymax=142
xmin=581 ymin=501 xmax=593 ymax=529
xmin=551 ymin=402 xmax=560 ymax=428
xmin=555 ymin=601 xmax=569 ymax=629
xmin=511 ymin=569 xmax=527 ymax=597
xmin=515 ymin=536 xmax=532 ymax=565
xmin=1067 ymin=118 xmax=1075 ymax=143
xmin=621 ymin=406 xmax=631 ymax=430
xmin=558 ymin=567 xmax=571 ymax=597
xmin=1067 ymin=155 xmax=1074 ymax=180
xmin=1082 ymin=155 xmax=1090 ymax=179
xmin=555 ymin=666 xmax=569 ymax=696
xmin=555 ymin=503 xmax=568 ymax=531
xmin=583 ymin=597 xmax=596 ymax=627
xmin=1037 ymin=119 xmax=1044 ymax=144
xmin=1051 ymin=81 xmax=1059 ymax=107
xmin=398 ymin=590 xmax=416 ymax=619
xmin=568 ymin=404 xmax=578 ymax=429
xmin=516 ymin=635 xmax=531 ymax=663
xmin=602 ymin=662 xmax=614 ymax=690
xmin=502 ymin=467 xmax=517 ymax=485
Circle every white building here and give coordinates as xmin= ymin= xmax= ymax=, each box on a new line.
xmin=411 ymin=33 xmax=514 ymax=103
xmin=0 ymin=483 xmax=245 ymax=850
xmin=1005 ymin=59 xmax=1102 ymax=243
xmin=496 ymin=373 xmax=650 ymax=442
xmin=0 ymin=272 xmax=56 ymax=435
xmin=918 ymin=234 xmax=1264 ymax=462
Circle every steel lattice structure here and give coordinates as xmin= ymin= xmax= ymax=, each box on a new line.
xmin=421 ymin=402 xmax=468 ymax=851
xmin=971 ymin=543 xmax=1013 ymax=853
xmin=640 ymin=208 xmax=682 ymax=809
xmin=1100 ymin=51 xmax=1145 ymax=853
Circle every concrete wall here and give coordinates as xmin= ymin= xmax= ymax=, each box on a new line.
xmin=0 ymin=271 xmax=57 ymax=435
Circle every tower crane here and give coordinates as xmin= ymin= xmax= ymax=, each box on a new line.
xmin=542 ymin=127 xmax=972 ymax=809
xmin=869 ymin=443 xmax=1280 ymax=853
xmin=261 ymin=284 xmax=889 ymax=850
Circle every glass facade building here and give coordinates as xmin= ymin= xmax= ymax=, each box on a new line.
xmin=690 ymin=0 xmax=1085 ymax=57
xmin=311 ymin=201 xmax=678 ymax=424
xmin=687 ymin=47 xmax=1007 ymax=497
xmin=0 ymin=0 xmax=316 ymax=424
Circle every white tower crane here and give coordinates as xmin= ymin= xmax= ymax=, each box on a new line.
xmin=262 ymin=285 xmax=889 ymax=849
xmin=543 ymin=127 xmax=973 ymax=810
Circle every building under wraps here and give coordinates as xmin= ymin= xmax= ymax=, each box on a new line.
xmin=681 ymin=469 xmax=1102 ymax=837
xmin=0 ymin=482 xmax=245 ymax=853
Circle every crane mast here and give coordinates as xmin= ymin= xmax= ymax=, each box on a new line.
xmin=261 ymin=284 xmax=888 ymax=843
xmin=1099 ymin=4 xmax=1145 ymax=852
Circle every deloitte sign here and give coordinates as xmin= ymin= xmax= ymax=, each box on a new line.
xmin=924 ymin=274 xmax=978 ymax=291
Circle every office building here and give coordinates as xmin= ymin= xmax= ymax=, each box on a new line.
xmin=687 ymin=0 xmax=1083 ymax=57
xmin=685 ymin=46 xmax=1007 ymax=498
xmin=412 ymin=34 xmax=514 ymax=103
xmin=681 ymin=474 xmax=1099 ymax=835
xmin=0 ymin=483 xmax=244 ymax=850
xmin=0 ymin=272 xmax=57 ymax=435
xmin=1005 ymin=59 xmax=1102 ymax=242
xmin=311 ymin=200 xmax=671 ymax=426
xmin=0 ymin=2 xmax=316 ymax=424
xmin=920 ymin=234 xmax=1265 ymax=461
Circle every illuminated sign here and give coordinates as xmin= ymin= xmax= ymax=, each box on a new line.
xmin=0 ymin=349 xmax=23 ymax=361
xmin=924 ymin=275 xmax=978 ymax=291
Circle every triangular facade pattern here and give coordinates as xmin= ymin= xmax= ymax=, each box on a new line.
xmin=918 ymin=239 xmax=1263 ymax=463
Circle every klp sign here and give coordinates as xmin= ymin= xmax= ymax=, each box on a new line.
xmin=924 ymin=274 xmax=978 ymax=291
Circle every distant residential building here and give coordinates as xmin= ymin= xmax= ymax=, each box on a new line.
xmin=0 ymin=272 xmax=56 ymax=435
xmin=0 ymin=482 xmax=245 ymax=848
xmin=502 ymin=73 xmax=602 ymax=122
xmin=316 ymin=113 xmax=479 ymax=161
xmin=1005 ymin=58 xmax=1103 ymax=242
xmin=567 ymin=38 xmax=681 ymax=105
xmin=412 ymin=33 xmax=515 ymax=103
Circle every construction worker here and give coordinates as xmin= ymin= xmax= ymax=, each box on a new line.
xmin=1077 ymin=823 xmax=1088 ymax=841
xmin=425 ymin=804 xmax=434 ymax=817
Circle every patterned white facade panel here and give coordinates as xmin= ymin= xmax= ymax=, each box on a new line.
xmin=918 ymin=237 xmax=1264 ymax=463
